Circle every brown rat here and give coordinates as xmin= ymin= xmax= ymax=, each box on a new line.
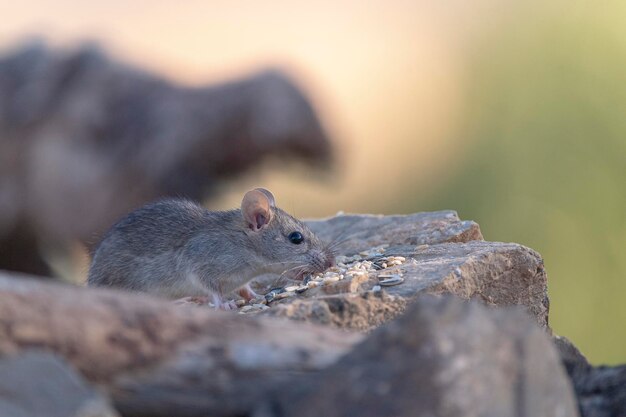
xmin=87 ymin=188 xmax=335 ymax=309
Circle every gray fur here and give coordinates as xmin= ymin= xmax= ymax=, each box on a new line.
xmin=87 ymin=198 xmax=334 ymax=300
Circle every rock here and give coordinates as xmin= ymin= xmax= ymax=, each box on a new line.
xmin=267 ymin=291 xmax=407 ymax=331
xmin=554 ymin=335 xmax=626 ymax=417
xmin=267 ymin=214 xmax=549 ymax=329
xmin=0 ymin=193 xmax=620 ymax=417
xmin=270 ymin=296 xmax=579 ymax=417
xmin=573 ymin=364 xmax=626 ymax=417
xmin=0 ymin=272 xmax=361 ymax=417
xmin=305 ymin=211 xmax=483 ymax=256
xmin=0 ymin=41 xmax=333 ymax=276
xmin=554 ymin=335 xmax=592 ymax=382
xmin=0 ymin=352 xmax=119 ymax=417
xmin=390 ymin=241 xmax=549 ymax=328
xmin=306 ymin=211 xmax=483 ymax=255
xmin=316 ymin=271 xmax=369 ymax=295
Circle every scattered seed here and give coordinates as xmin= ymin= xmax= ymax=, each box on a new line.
xmin=379 ymin=276 xmax=404 ymax=286
xmin=264 ymin=288 xmax=284 ymax=303
xmin=274 ymin=291 xmax=296 ymax=300
xmin=371 ymin=259 xmax=385 ymax=270
xmin=323 ymin=276 xmax=341 ymax=285
xmin=256 ymin=250 xmax=411 ymax=305
xmin=378 ymin=273 xmax=402 ymax=278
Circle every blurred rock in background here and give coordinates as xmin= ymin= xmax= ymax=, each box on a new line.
xmin=0 ymin=41 xmax=333 ymax=277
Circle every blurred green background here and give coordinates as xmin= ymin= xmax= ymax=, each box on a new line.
xmin=2 ymin=0 xmax=625 ymax=364
xmin=423 ymin=3 xmax=626 ymax=365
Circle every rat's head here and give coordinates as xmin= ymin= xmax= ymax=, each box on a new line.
xmin=241 ymin=188 xmax=335 ymax=279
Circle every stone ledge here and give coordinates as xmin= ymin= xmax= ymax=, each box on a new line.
xmin=305 ymin=211 xmax=483 ymax=255
xmin=271 ymin=296 xmax=578 ymax=417
xmin=263 ymin=212 xmax=547 ymax=330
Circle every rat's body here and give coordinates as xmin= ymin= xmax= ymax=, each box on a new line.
xmin=87 ymin=189 xmax=334 ymax=308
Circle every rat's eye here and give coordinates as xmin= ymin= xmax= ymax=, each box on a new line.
xmin=288 ymin=231 xmax=304 ymax=244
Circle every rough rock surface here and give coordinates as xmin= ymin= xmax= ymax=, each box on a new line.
xmin=554 ymin=336 xmax=626 ymax=417
xmin=263 ymin=212 xmax=548 ymax=330
xmin=269 ymin=296 xmax=579 ymax=417
xmin=0 ymin=271 xmax=580 ymax=417
xmin=0 ymin=206 xmax=622 ymax=416
xmin=0 ymin=352 xmax=119 ymax=417
xmin=265 ymin=291 xmax=408 ymax=331
xmin=0 ymin=41 xmax=332 ymax=276
xmin=0 ymin=272 xmax=361 ymax=417
xmin=306 ymin=210 xmax=483 ymax=255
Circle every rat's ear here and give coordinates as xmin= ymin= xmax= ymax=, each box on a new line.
xmin=253 ymin=188 xmax=275 ymax=207
xmin=241 ymin=189 xmax=274 ymax=231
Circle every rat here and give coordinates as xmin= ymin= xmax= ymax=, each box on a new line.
xmin=87 ymin=188 xmax=336 ymax=309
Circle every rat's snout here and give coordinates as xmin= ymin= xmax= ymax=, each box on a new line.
xmin=310 ymin=249 xmax=336 ymax=273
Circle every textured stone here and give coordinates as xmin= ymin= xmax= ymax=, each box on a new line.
xmin=396 ymin=242 xmax=549 ymax=327
xmin=271 ymin=296 xmax=579 ymax=417
xmin=554 ymin=335 xmax=626 ymax=417
xmin=0 ymin=272 xmax=361 ymax=417
xmin=306 ymin=271 xmax=370 ymax=296
xmin=268 ymin=291 xmax=407 ymax=331
xmin=305 ymin=211 xmax=483 ymax=255
xmin=0 ymin=352 xmax=119 ymax=417
xmin=264 ymin=236 xmax=549 ymax=330
xmin=0 ymin=197 xmax=621 ymax=417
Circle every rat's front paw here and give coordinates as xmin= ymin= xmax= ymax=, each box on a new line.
xmin=237 ymin=284 xmax=260 ymax=302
